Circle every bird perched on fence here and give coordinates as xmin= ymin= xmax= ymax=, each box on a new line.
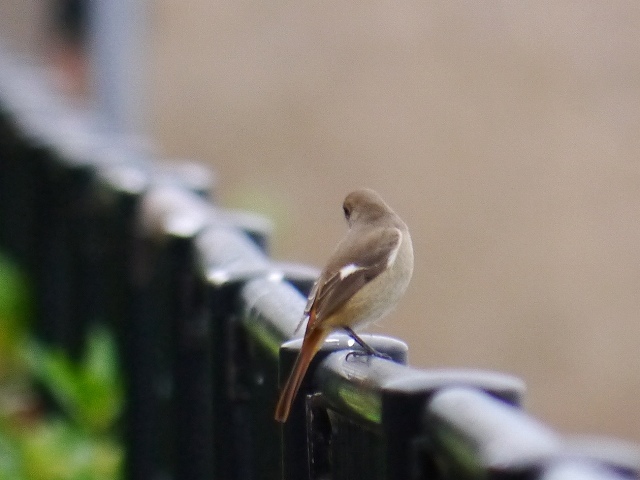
xmin=274 ymin=188 xmax=414 ymax=423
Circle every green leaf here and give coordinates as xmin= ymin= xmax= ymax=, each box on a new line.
xmin=0 ymin=252 xmax=32 ymax=377
xmin=23 ymin=328 xmax=123 ymax=434
xmin=0 ymin=428 xmax=25 ymax=480
xmin=18 ymin=419 xmax=122 ymax=480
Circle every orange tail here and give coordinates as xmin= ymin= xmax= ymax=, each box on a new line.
xmin=274 ymin=328 xmax=329 ymax=423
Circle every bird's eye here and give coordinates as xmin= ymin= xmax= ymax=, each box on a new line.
xmin=343 ymin=205 xmax=351 ymax=218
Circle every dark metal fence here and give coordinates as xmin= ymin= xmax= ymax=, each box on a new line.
xmin=0 ymin=49 xmax=638 ymax=480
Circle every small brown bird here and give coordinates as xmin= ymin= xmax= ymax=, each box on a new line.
xmin=274 ymin=188 xmax=414 ymax=423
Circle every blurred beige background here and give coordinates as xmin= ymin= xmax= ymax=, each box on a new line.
xmin=3 ymin=1 xmax=640 ymax=442
xmin=0 ymin=0 xmax=48 ymax=58
xmin=149 ymin=2 xmax=640 ymax=442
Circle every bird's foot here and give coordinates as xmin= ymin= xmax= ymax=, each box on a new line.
xmin=345 ymin=349 xmax=392 ymax=361
xmin=343 ymin=326 xmax=392 ymax=360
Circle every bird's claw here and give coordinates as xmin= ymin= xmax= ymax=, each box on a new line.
xmin=345 ymin=349 xmax=392 ymax=362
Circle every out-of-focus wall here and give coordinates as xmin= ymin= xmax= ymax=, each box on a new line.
xmin=0 ymin=0 xmax=49 ymax=58
xmin=148 ymin=2 xmax=640 ymax=442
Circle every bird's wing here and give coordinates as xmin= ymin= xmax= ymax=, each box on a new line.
xmin=293 ymin=279 xmax=319 ymax=334
xmin=304 ymin=226 xmax=402 ymax=331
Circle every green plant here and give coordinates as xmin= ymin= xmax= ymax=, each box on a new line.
xmin=0 ymin=253 xmax=31 ymax=379
xmin=0 ymin=251 xmax=123 ymax=480
xmin=24 ymin=328 xmax=124 ymax=434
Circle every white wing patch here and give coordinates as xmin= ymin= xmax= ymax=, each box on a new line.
xmin=339 ymin=263 xmax=364 ymax=280
xmin=386 ymin=229 xmax=402 ymax=268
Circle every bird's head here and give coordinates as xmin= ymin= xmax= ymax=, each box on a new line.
xmin=342 ymin=188 xmax=393 ymax=227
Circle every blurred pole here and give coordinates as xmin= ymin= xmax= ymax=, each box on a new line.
xmin=87 ymin=0 xmax=148 ymax=134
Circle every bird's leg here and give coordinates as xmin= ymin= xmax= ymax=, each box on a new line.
xmin=343 ymin=327 xmax=391 ymax=360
